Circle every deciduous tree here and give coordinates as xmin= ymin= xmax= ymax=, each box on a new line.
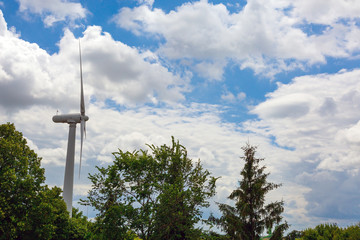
xmin=0 ymin=123 xmax=90 ymax=239
xmin=82 ymin=137 xmax=217 ymax=240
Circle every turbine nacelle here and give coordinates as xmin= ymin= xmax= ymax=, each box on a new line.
xmin=53 ymin=114 xmax=89 ymax=124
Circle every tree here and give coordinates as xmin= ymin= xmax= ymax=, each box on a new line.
xmin=0 ymin=123 xmax=45 ymax=238
xmin=201 ymin=231 xmax=231 ymax=240
xmin=211 ymin=144 xmax=288 ymax=240
xmin=284 ymin=230 xmax=302 ymax=240
xmin=69 ymin=208 xmax=95 ymax=240
xmin=0 ymin=123 xmax=90 ymax=239
xmin=339 ymin=223 xmax=360 ymax=240
xmin=300 ymin=223 xmax=360 ymax=240
xmin=81 ymin=137 xmax=218 ymax=240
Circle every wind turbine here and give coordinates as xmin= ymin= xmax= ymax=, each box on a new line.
xmin=53 ymin=42 xmax=89 ymax=216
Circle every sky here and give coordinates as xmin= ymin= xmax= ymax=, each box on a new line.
xmin=1 ymin=0 xmax=360 ymax=233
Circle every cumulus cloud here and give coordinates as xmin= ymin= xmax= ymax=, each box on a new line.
xmin=251 ymin=69 xmax=360 ymax=171
xmin=248 ymin=68 xmax=360 ymax=222
xmin=0 ymin=11 xmax=56 ymax=110
xmin=252 ymin=93 xmax=313 ymax=119
xmin=0 ymin=10 xmax=188 ymax=113
xmin=112 ymin=0 xmax=360 ymax=78
xmin=60 ymin=27 xmax=189 ymax=105
xmin=17 ymin=0 xmax=87 ymax=26
xmin=290 ymin=0 xmax=360 ymax=25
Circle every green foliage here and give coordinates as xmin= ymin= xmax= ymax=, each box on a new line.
xmin=0 ymin=122 xmax=47 ymax=239
xmin=23 ymin=186 xmax=70 ymax=239
xmin=301 ymin=223 xmax=341 ymax=240
xmin=0 ymin=123 xmax=91 ymax=239
xmin=298 ymin=223 xmax=360 ymax=240
xmin=200 ymin=231 xmax=230 ymax=240
xmin=284 ymin=230 xmax=302 ymax=240
xmin=339 ymin=223 xmax=360 ymax=240
xmin=82 ymin=137 xmax=218 ymax=240
xmin=69 ymin=208 xmax=94 ymax=239
xmin=211 ymin=144 xmax=288 ymax=240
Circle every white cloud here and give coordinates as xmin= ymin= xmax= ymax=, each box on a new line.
xmin=112 ymin=0 xmax=360 ymax=78
xmin=245 ymin=68 xmax=360 ymax=224
xmin=221 ymin=90 xmax=246 ymax=103
xmin=17 ymin=0 xmax=87 ymax=26
xmin=0 ymin=12 xmax=56 ymax=110
xmin=290 ymin=0 xmax=360 ymax=25
xmin=0 ymin=11 xmax=188 ymax=112
xmin=250 ymin=69 xmax=360 ymax=171
xmin=60 ymin=26 xmax=189 ymax=105
xmin=252 ymin=93 xmax=313 ymax=119
xmin=194 ymin=61 xmax=226 ymax=80
xmin=221 ymin=91 xmax=236 ymax=102
xmin=342 ymin=121 xmax=360 ymax=144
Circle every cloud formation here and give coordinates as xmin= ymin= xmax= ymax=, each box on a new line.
xmin=248 ymin=68 xmax=360 ymax=222
xmin=17 ymin=0 xmax=87 ymax=26
xmin=0 ymin=10 xmax=188 ymax=113
xmin=113 ymin=0 xmax=360 ymax=79
xmin=251 ymin=69 xmax=360 ymax=172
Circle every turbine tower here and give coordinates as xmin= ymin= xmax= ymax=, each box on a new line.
xmin=53 ymin=42 xmax=89 ymax=216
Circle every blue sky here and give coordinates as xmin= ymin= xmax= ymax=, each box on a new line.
xmin=2 ymin=0 xmax=360 ymax=232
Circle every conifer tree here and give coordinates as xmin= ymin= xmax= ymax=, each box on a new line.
xmin=212 ymin=144 xmax=288 ymax=240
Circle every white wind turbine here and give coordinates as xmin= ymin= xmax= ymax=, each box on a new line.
xmin=53 ymin=42 xmax=89 ymax=216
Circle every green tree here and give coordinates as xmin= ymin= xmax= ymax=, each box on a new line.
xmin=284 ymin=230 xmax=302 ymax=240
xmin=287 ymin=223 xmax=360 ymax=240
xmin=69 ymin=208 xmax=94 ymax=239
xmin=201 ymin=231 xmax=231 ymax=240
xmin=314 ymin=223 xmax=341 ymax=240
xmin=301 ymin=223 xmax=341 ymax=240
xmin=300 ymin=223 xmax=360 ymax=240
xmin=300 ymin=228 xmax=318 ymax=240
xmin=339 ymin=223 xmax=360 ymax=240
xmin=82 ymin=137 xmax=218 ymax=240
xmin=23 ymin=186 xmax=71 ymax=239
xmin=211 ymin=144 xmax=288 ymax=240
xmin=0 ymin=123 xmax=90 ymax=239
xmin=0 ymin=123 xmax=46 ymax=238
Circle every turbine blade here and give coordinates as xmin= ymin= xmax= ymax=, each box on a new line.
xmin=79 ymin=119 xmax=84 ymax=178
xmin=84 ymin=121 xmax=87 ymax=138
xmin=79 ymin=40 xmax=85 ymax=116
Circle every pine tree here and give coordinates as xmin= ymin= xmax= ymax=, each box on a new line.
xmin=212 ymin=144 xmax=288 ymax=240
